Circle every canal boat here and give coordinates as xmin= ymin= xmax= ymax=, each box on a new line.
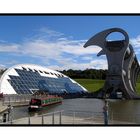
xmin=28 ymin=95 xmax=63 ymax=111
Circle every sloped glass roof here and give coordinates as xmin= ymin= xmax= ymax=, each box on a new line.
xmin=7 ymin=68 xmax=86 ymax=95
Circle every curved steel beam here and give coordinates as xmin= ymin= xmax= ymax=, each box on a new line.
xmin=83 ymin=28 xmax=140 ymax=99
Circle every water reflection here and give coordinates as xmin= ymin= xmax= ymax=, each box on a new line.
xmin=12 ymin=98 xmax=140 ymax=123
xmin=13 ymin=98 xmax=105 ymax=119
xmin=108 ymin=100 xmax=140 ymax=123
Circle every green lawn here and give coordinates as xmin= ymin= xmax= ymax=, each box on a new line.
xmin=74 ymin=79 xmax=140 ymax=94
xmin=74 ymin=79 xmax=104 ymax=92
xmin=136 ymin=83 xmax=140 ymax=94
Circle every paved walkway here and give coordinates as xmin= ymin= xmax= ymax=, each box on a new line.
xmin=3 ymin=115 xmax=104 ymax=125
xmin=0 ymin=101 xmax=7 ymax=114
xmin=0 ymin=114 xmax=136 ymax=125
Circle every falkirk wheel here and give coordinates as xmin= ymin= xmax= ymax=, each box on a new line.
xmin=83 ymin=28 xmax=140 ymax=99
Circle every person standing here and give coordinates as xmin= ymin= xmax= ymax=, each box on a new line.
xmin=103 ymin=99 xmax=108 ymax=125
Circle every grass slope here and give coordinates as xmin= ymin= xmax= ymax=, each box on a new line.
xmin=74 ymin=79 xmax=104 ymax=92
xmin=75 ymin=79 xmax=140 ymax=94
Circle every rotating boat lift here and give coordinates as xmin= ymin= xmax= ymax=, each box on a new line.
xmin=84 ymin=28 xmax=140 ymax=99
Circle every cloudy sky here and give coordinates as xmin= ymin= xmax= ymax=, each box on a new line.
xmin=0 ymin=15 xmax=140 ymax=70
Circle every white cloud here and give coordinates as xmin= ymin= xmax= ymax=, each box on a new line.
xmin=130 ymin=36 xmax=140 ymax=57
xmin=21 ymin=39 xmax=101 ymax=57
xmin=0 ymin=64 xmax=6 ymax=69
xmin=130 ymin=36 xmax=140 ymax=48
xmin=61 ymin=44 xmax=101 ymax=55
xmin=0 ymin=40 xmax=7 ymax=43
xmin=22 ymin=40 xmax=61 ymax=58
xmin=0 ymin=27 xmax=106 ymax=70
xmin=5 ymin=60 xmax=20 ymax=66
xmin=39 ymin=27 xmax=64 ymax=37
xmin=0 ymin=59 xmax=20 ymax=69
xmin=81 ymin=56 xmax=93 ymax=61
xmin=130 ymin=36 xmax=140 ymax=55
xmin=0 ymin=44 xmax=20 ymax=53
xmin=48 ymin=59 xmax=107 ymax=70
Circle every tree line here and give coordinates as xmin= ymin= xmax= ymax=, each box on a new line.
xmin=0 ymin=69 xmax=6 ymax=77
xmin=0 ymin=68 xmax=140 ymax=81
xmin=0 ymin=68 xmax=107 ymax=79
xmin=59 ymin=69 xmax=107 ymax=79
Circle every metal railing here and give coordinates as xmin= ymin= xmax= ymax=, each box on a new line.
xmin=109 ymin=112 xmax=140 ymax=124
xmin=0 ymin=110 xmax=104 ymax=125
xmin=1 ymin=110 xmax=140 ymax=125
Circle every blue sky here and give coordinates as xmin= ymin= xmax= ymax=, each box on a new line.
xmin=0 ymin=15 xmax=140 ymax=70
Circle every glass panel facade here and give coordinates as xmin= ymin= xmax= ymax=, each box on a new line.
xmin=7 ymin=68 xmax=86 ymax=95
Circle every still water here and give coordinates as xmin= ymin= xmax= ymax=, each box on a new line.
xmin=12 ymin=98 xmax=140 ymax=123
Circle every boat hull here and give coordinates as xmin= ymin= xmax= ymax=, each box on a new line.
xmin=28 ymin=96 xmax=62 ymax=111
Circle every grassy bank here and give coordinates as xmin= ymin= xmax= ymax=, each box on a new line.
xmin=74 ymin=79 xmax=104 ymax=92
xmin=75 ymin=79 xmax=140 ymax=94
